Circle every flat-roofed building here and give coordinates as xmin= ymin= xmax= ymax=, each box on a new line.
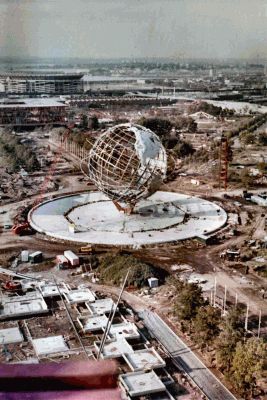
xmin=123 ymin=348 xmax=166 ymax=371
xmin=94 ymin=338 xmax=134 ymax=359
xmin=78 ymin=315 xmax=109 ymax=333
xmin=0 ymin=327 xmax=24 ymax=345
xmin=0 ymin=73 xmax=84 ymax=95
xmin=32 ymin=335 xmax=69 ymax=357
xmin=64 ymin=288 xmax=95 ymax=304
xmin=120 ymin=370 xmax=166 ymax=397
xmin=108 ymin=322 xmax=140 ymax=340
xmin=0 ymin=292 xmax=48 ymax=320
xmin=0 ymin=98 xmax=67 ymax=126
xmin=86 ymin=298 xmax=114 ymax=315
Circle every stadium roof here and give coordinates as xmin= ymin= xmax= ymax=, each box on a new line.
xmin=0 ymin=98 xmax=67 ymax=109
xmin=0 ymin=73 xmax=84 ymax=80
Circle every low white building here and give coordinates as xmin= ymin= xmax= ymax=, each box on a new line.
xmin=148 ymin=277 xmax=159 ymax=288
xmin=0 ymin=292 xmax=48 ymax=320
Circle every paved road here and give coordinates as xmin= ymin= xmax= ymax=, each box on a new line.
xmin=139 ymin=310 xmax=237 ymax=400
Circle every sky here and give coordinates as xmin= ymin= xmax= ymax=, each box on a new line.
xmin=0 ymin=0 xmax=266 ymax=61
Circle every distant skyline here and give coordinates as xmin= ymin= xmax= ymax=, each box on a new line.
xmin=0 ymin=0 xmax=266 ymax=61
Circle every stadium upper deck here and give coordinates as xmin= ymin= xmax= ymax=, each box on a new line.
xmin=0 ymin=73 xmax=84 ymax=94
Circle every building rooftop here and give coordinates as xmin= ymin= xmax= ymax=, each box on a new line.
xmin=0 ymin=72 xmax=84 ymax=80
xmin=120 ymin=370 xmax=166 ymax=397
xmin=0 ymin=327 xmax=24 ymax=345
xmin=124 ymin=348 xmax=166 ymax=371
xmin=95 ymin=338 xmax=134 ymax=359
xmin=0 ymin=292 xmax=48 ymax=320
xmin=32 ymin=335 xmax=69 ymax=357
xmin=38 ymin=283 xmax=69 ymax=298
xmin=0 ymin=98 xmax=67 ymax=109
xmin=64 ymin=288 xmax=95 ymax=304
xmin=78 ymin=315 xmax=109 ymax=332
xmin=108 ymin=322 xmax=140 ymax=340
xmin=86 ymin=298 xmax=114 ymax=315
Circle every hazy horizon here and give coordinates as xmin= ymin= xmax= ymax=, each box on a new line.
xmin=0 ymin=0 xmax=266 ymax=61
xmin=0 ymin=55 xmax=266 ymax=63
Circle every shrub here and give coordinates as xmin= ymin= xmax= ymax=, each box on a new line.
xmin=98 ymin=254 xmax=166 ymax=288
xmin=173 ymin=141 xmax=195 ymax=158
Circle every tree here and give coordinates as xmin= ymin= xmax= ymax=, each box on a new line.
xmin=215 ymin=307 xmax=244 ymax=372
xmin=83 ymin=138 xmax=93 ymax=151
xmin=174 ymin=117 xmax=197 ymax=132
xmin=191 ymin=148 xmax=210 ymax=163
xmin=98 ymin=254 xmax=166 ymax=288
xmin=173 ymin=141 xmax=195 ymax=158
xmin=230 ymin=338 xmax=267 ymax=397
xmin=137 ymin=117 xmax=173 ymax=139
xmin=79 ymin=114 xmax=88 ymax=130
xmin=166 ymin=136 xmax=180 ymax=149
xmin=26 ymin=155 xmax=40 ymax=172
xmin=192 ymin=305 xmax=220 ymax=348
xmin=88 ymin=115 xmax=99 ymax=130
xmin=224 ymin=131 xmax=233 ymax=140
xmin=258 ymin=132 xmax=267 ymax=146
xmin=242 ymin=132 xmax=256 ymax=145
xmin=188 ymin=118 xmax=197 ymax=132
xmin=174 ymin=282 xmax=205 ymax=325
xmin=188 ymin=101 xmax=223 ymax=117
xmin=257 ymin=162 xmax=267 ymax=176
xmin=240 ymin=168 xmax=253 ymax=189
xmin=228 ymin=169 xmax=241 ymax=183
xmin=74 ymin=132 xmax=87 ymax=147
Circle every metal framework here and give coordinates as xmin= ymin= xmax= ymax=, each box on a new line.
xmin=0 ymin=106 xmax=66 ymax=126
xmin=87 ymin=124 xmax=167 ymax=212
xmin=0 ymin=99 xmax=67 ymax=126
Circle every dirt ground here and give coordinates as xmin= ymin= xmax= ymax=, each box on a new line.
xmin=0 ymin=126 xmax=266 ymax=328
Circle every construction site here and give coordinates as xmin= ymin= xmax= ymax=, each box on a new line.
xmin=0 ymin=88 xmax=266 ymax=399
xmin=0 ymin=265 xmax=211 ymax=399
xmin=1 ymin=0 xmax=267 ymax=394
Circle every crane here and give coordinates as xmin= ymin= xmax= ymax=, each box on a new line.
xmin=0 ymin=273 xmax=22 ymax=292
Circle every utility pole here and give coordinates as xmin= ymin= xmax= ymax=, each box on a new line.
xmin=213 ymin=277 xmax=217 ymax=307
xmin=257 ymin=310 xmax=261 ymax=339
xmin=223 ymin=285 xmax=227 ymax=315
xmin=245 ymin=303 xmax=249 ymax=332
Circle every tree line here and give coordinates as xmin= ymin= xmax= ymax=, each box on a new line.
xmin=169 ymin=278 xmax=266 ymax=398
